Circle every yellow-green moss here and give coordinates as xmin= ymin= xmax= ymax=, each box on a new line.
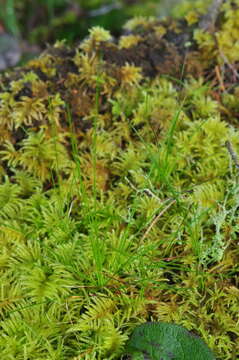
xmin=0 ymin=3 xmax=239 ymax=360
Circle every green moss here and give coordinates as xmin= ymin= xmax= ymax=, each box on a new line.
xmin=0 ymin=3 xmax=239 ymax=359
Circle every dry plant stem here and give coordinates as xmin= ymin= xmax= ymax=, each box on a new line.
xmin=125 ymin=176 xmax=162 ymax=202
xmin=199 ymin=0 xmax=225 ymax=31
xmin=141 ymin=199 xmax=176 ymax=242
xmin=219 ymin=51 xmax=239 ymax=81
xmin=215 ymin=65 xmax=225 ymax=91
xmin=225 ymin=140 xmax=239 ymax=170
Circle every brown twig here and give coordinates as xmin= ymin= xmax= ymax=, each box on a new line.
xmin=199 ymin=0 xmax=225 ymax=32
xmin=141 ymin=199 xmax=176 ymax=241
xmin=225 ymin=140 xmax=239 ymax=169
xmin=215 ymin=65 xmax=225 ymax=92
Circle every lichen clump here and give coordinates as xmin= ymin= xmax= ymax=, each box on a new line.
xmin=0 ymin=2 xmax=239 ymax=359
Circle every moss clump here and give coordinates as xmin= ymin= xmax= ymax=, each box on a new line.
xmin=0 ymin=2 xmax=239 ymax=359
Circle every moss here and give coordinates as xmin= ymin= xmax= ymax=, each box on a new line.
xmin=0 ymin=2 xmax=239 ymax=360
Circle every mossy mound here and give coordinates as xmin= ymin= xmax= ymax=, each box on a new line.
xmin=0 ymin=1 xmax=238 ymax=359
